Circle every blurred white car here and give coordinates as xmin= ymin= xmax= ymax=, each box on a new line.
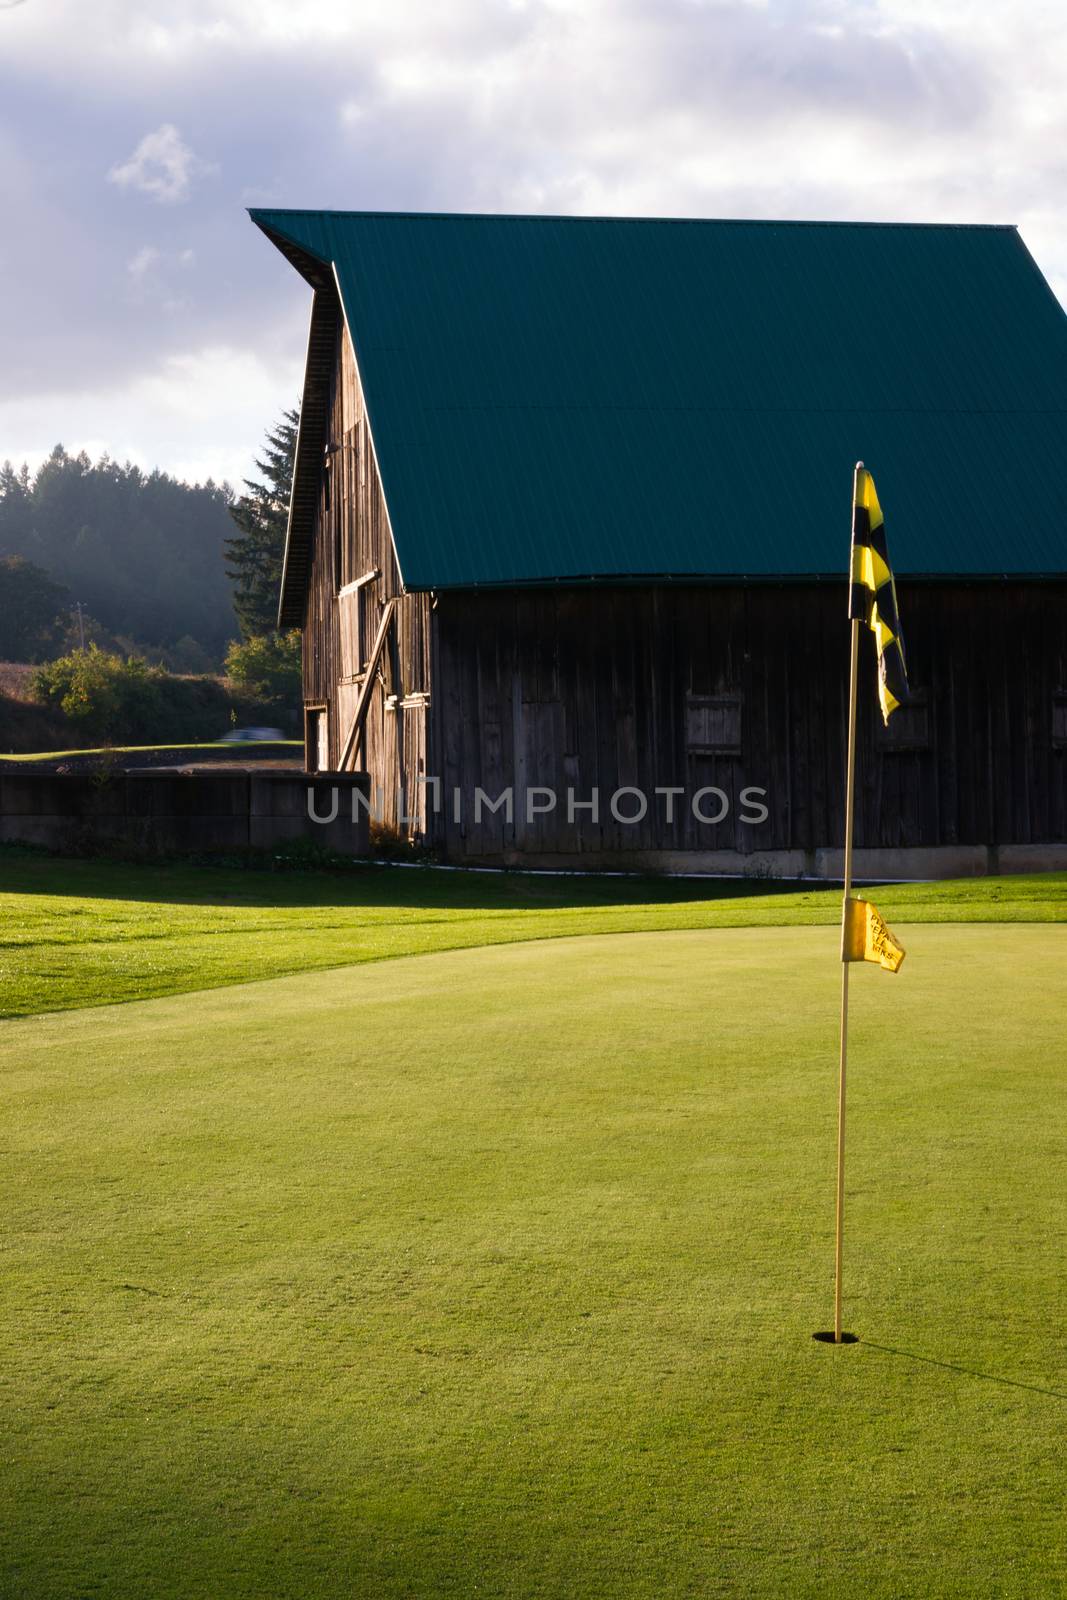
xmin=218 ymin=726 xmax=288 ymax=743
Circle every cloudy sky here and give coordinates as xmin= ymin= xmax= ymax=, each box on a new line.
xmin=2 ymin=0 xmax=1065 ymax=488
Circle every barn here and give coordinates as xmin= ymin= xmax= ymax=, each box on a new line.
xmin=251 ymin=209 xmax=1067 ymax=876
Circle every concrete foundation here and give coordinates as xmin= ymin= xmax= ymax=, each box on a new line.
xmin=480 ymin=842 xmax=1067 ymax=879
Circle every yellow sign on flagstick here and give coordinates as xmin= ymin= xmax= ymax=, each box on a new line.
xmin=843 ymin=898 xmax=906 ymax=972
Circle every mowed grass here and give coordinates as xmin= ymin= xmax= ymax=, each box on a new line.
xmin=2 ymin=852 xmax=1065 ymax=1017
xmin=1 ymin=923 xmax=1065 ymax=1599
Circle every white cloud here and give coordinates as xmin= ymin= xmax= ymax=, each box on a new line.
xmin=127 ymin=245 xmax=161 ymax=278
xmin=0 ymin=345 xmax=301 ymax=489
xmin=122 ymin=243 xmax=200 ymax=314
xmin=3 ymin=0 xmax=1067 ymax=480
xmin=126 ymin=243 xmax=196 ymax=280
xmin=108 ymin=123 xmax=209 ymax=204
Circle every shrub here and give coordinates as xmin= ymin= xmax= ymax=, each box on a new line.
xmin=369 ymin=819 xmax=435 ymax=862
xmin=32 ymin=648 xmax=163 ymax=742
xmin=224 ymin=631 xmax=301 ymax=703
xmin=28 ymin=647 xmax=290 ymax=748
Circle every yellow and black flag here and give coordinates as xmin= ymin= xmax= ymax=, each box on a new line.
xmin=851 ymin=466 xmax=908 ymax=724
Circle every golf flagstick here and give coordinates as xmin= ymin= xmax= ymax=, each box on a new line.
xmin=835 ymin=464 xmax=863 ymax=1345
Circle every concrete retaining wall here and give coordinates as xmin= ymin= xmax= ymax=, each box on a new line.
xmin=5 ymin=769 xmax=1063 ymax=878
xmin=0 ymin=770 xmax=371 ymax=857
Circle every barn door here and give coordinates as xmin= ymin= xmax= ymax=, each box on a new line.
xmin=397 ymin=698 xmax=428 ymax=839
xmin=305 ymin=705 xmax=330 ymax=773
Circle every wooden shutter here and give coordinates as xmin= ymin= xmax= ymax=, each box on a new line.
xmin=685 ymin=693 xmax=742 ymax=755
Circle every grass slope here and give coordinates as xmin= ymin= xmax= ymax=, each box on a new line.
xmin=2 ymin=927 xmax=1065 ymax=1598
xmin=2 ymin=855 xmax=1066 ymax=1018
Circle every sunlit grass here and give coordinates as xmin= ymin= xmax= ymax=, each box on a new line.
xmin=0 ymin=741 xmax=300 ymax=763
xmin=2 ymin=924 xmax=1065 ymax=1597
xmin=1 ymin=853 xmax=1065 ymax=1018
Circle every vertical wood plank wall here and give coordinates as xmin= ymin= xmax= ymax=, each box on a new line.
xmin=431 ymin=584 xmax=1067 ymax=862
xmin=301 ymin=310 xmax=433 ymax=833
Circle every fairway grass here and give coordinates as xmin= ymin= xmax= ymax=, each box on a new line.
xmin=0 ymin=741 xmax=301 ymax=763
xmin=2 ymin=925 xmax=1065 ymax=1598
xmin=2 ymin=853 xmax=1065 ymax=1018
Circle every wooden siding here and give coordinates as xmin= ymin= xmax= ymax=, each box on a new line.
xmin=432 ymin=583 xmax=1067 ymax=861
xmin=301 ymin=312 xmax=433 ymax=833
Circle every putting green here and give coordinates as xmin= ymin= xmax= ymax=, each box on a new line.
xmin=3 ymin=925 xmax=1065 ymax=1598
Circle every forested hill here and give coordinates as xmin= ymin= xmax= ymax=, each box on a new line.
xmin=0 ymin=448 xmax=238 ymax=664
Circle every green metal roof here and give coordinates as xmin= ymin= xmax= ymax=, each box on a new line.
xmin=251 ymin=209 xmax=1067 ymax=589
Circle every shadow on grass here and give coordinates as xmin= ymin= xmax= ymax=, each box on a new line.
xmin=5 ymin=845 xmax=1063 ymax=921
xmin=864 ymin=1341 xmax=1067 ymax=1402
xmin=0 ymin=845 xmax=827 ymax=914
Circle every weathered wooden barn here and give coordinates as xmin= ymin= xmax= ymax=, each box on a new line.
xmin=251 ymin=209 xmax=1067 ymax=875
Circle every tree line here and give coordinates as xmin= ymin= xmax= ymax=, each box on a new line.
xmin=0 ymin=410 xmax=297 ymax=668
xmin=0 ymin=411 xmax=302 ymax=748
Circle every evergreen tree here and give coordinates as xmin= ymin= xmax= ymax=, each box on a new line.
xmin=225 ymin=408 xmax=299 ymax=638
xmin=0 ymin=459 xmax=33 ymax=560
